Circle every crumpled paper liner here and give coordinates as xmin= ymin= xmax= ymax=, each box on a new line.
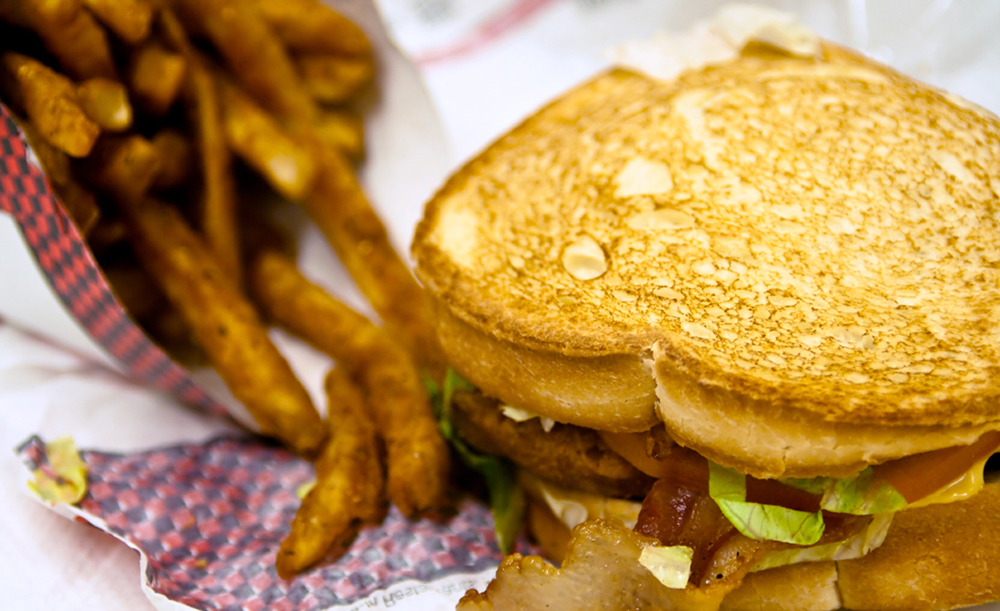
xmin=18 ymin=435 xmax=509 ymax=610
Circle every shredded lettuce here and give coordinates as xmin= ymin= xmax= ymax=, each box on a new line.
xmin=708 ymin=462 xmax=824 ymax=545
xmin=782 ymin=467 xmax=907 ymax=515
xmin=426 ymin=369 xmax=525 ymax=554
xmin=28 ymin=437 xmax=87 ymax=505
xmin=638 ymin=545 xmax=694 ymax=589
xmin=749 ymin=512 xmax=894 ymax=572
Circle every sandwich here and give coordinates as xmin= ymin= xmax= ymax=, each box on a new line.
xmin=411 ymin=14 xmax=1000 ymax=611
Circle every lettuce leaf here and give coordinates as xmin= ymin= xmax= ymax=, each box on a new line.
xmin=638 ymin=545 xmax=694 ymax=588
xmin=708 ymin=462 xmax=824 ymax=545
xmin=782 ymin=467 xmax=907 ymax=515
xmin=426 ymin=369 xmax=525 ymax=554
xmin=749 ymin=512 xmax=894 ymax=572
xmin=28 ymin=437 xmax=87 ymax=505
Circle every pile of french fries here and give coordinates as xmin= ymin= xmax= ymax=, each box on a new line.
xmin=0 ymin=0 xmax=449 ymax=577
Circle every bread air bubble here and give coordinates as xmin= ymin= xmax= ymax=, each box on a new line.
xmin=562 ymin=235 xmax=607 ymax=280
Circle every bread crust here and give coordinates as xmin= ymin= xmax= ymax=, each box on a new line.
xmin=436 ymin=300 xmax=658 ymax=432
xmin=413 ymin=44 xmax=1000 ymax=477
xmin=720 ymin=561 xmax=840 ymax=611
xmin=654 ymin=350 xmax=1000 ymax=478
xmin=836 ymin=481 xmax=1000 ymax=611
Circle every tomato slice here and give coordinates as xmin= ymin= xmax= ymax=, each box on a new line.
xmin=598 ymin=430 xmax=708 ymax=487
xmin=603 ymin=427 xmax=1000 ymax=508
xmin=599 ymin=430 xmax=820 ymax=511
xmin=873 ymin=430 xmax=1000 ymax=504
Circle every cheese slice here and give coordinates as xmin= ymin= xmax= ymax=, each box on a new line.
xmin=907 ymin=457 xmax=989 ymax=509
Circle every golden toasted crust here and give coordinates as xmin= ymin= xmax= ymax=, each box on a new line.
xmin=436 ymin=301 xmax=658 ymax=432
xmin=413 ymin=43 xmax=1000 ymax=476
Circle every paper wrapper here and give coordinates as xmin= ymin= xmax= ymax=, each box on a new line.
xmin=3 ymin=1 xmax=1000 ymax=610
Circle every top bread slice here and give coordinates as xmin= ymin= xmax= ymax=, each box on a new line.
xmin=412 ymin=43 xmax=1000 ymax=478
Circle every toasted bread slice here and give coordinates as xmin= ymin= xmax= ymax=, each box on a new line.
xmin=412 ymin=43 xmax=1000 ymax=477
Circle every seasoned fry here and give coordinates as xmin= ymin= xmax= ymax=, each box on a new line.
xmin=46 ymin=8 xmax=117 ymax=79
xmin=0 ymin=52 xmax=100 ymax=157
xmin=86 ymin=216 xmax=128 ymax=254
xmin=276 ymin=367 xmax=384 ymax=578
xmin=0 ymin=0 xmax=117 ymax=80
xmin=101 ymin=257 xmax=198 ymax=358
xmin=188 ymin=59 xmax=240 ymax=285
xmin=119 ymin=196 xmax=325 ymax=456
xmin=76 ymin=78 xmax=132 ymax=132
xmin=0 ymin=0 xmax=81 ymax=26
xmin=157 ymin=7 xmax=192 ymax=54
xmin=249 ymin=249 xmax=449 ymax=515
xmin=103 ymin=260 xmax=166 ymax=322
xmin=249 ymin=0 xmax=370 ymax=57
xmin=80 ymin=135 xmax=160 ymax=203
xmin=19 ymin=121 xmax=100 ymax=233
xmin=296 ymin=53 xmax=374 ymax=103
xmin=158 ymin=10 xmax=240 ymax=283
xmin=82 ymin=0 xmax=153 ymax=44
xmin=313 ymin=109 xmax=365 ymax=160
xmin=149 ymin=129 xmax=193 ymax=189
xmin=216 ymin=75 xmax=317 ymax=201
xmin=171 ymin=0 xmax=317 ymax=124
xmin=301 ymin=148 xmax=446 ymax=374
xmin=129 ymin=42 xmax=186 ymax=115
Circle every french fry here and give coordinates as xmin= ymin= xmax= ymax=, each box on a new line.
xmin=249 ymin=0 xmax=370 ymax=57
xmin=82 ymin=0 xmax=153 ymax=44
xmin=19 ymin=121 xmax=100 ymax=233
xmin=296 ymin=53 xmax=374 ymax=104
xmin=159 ymin=10 xmax=241 ymax=283
xmin=0 ymin=52 xmax=100 ymax=157
xmin=119 ymin=196 xmax=325 ymax=456
xmin=157 ymin=7 xmax=192 ymax=55
xmin=86 ymin=216 xmax=128 ymax=254
xmin=0 ymin=0 xmax=117 ymax=80
xmin=170 ymin=0 xmax=317 ymax=124
xmin=216 ymin=75 xmax=317 ymax=201
xmin=301 ymin=148 xmax=446 ymax=374
xmin=103 ymin=259 xmax=166 ymax=322
xmin=149 ymin=129 xmax=193 ymax=190
xmin=276 ymin=367 xmax=384 ymax=578
xmin=249 ymin=249 xmax=449 ymax=515
xmin=128 ymin=42 xmax=186 ymax=116
xmin=76 ymin=78 xmax=132 ymax=132
xmin=313 ymin=108 xmax=365 ymax=160
xmin=101 ymin=256 xmax=199 ymax=359
xmin=188 ymin=58 xmax=240 ymax=285
xmin=79 ymin=134 xmax=160 ymax=203
xmin=0 ymin=0 xmax=81 ymax=27
xmin=45 ymin=8 xmax=117 ymax=79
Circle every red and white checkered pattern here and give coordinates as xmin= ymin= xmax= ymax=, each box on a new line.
xmin=19 ymin=436 xmax=509 ymax=611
